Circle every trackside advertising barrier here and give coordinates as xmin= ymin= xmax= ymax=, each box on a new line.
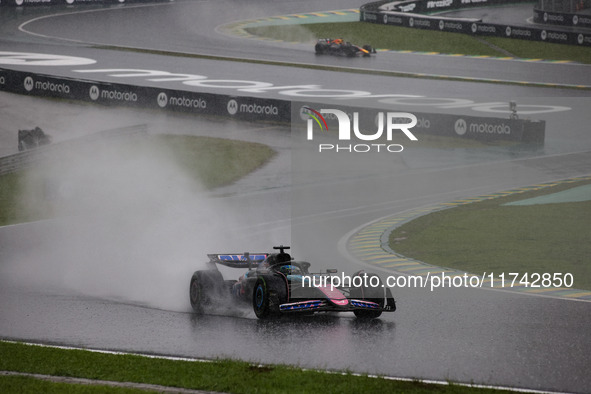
xmin=368 ymin=0 xmax=535 ymax=14
xmin=360 ymin=0 xmax=591 ymax=46
xmin=0 ymin=68 xmax=291 ymax=123
xmin=533 ymin=8 xmax=591 ymax=29
xmin=0 ymin=67 xmax=545 ymax=144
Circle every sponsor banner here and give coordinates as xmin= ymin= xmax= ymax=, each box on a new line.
xmin=86 ymin=83 xmax=149 ymax=106
xmin=0 ymin=68 xmax=543 ymax=143
xmin=441 ymin=115 xmax=523 ymax=141
xmin=576 ymin=32 xmax=591 ymax=46
xmin=534 ymin=8 xmax=591 ymax=29
xmin=0 ymin=70 xmax=87 ymax=98
xmin=378 ymin=12 xmax=473 ymax=33
xmin=363 ymin=10 xmax=591 ymax=46
xmin=0 ymin=68 xmax=290 ymax=123
xmin=363 ymin=0 xmax=533 ymax=14
xmin=469 ymin=22 xmax=498 ymax=35
xmin=225 ymin=96 xmax=290 ymax=122
xmin=499 ymin=24 xmax=591 ymax=46
xmin=155 ymin=89 xmax=213 ymax=114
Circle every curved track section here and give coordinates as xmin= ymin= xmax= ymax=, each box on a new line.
xmin=7 ymin=0 xmax=591 ymax=87
xmin=1 ymin=1 xmax=591 ymax=392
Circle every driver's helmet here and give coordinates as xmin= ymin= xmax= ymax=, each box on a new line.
xmin=278 ymin=265 xmax=302 ymax=276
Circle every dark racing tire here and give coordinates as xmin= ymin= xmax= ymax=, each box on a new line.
xmin=189 ymin=270 xmax=224 ymax=314
xmin=252 ymin=276 xmax=286 ymax=319
xmin=351 ymin=271 xmax=384 ymax=319
xmin=315 ymin=43 xmax=325 ymax=54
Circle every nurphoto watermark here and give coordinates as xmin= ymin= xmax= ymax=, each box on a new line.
xmin=301 ymin=106 xmax=418 ymax=153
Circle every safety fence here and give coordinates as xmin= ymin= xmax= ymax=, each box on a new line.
xmin=360 ymin=0 xmax=591 ymax=46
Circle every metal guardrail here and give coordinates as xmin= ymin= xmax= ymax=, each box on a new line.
xmin=0 ymin=124 xmax=147 ymax=176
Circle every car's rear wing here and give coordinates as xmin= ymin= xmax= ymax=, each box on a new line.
xmin=207 ymin=253 xmax=268 ymax=269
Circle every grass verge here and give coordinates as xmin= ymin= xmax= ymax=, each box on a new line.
xmin=150 ymin=134 xmax=275 ymax=189
xmin=0 ymin=135 xmax=276 ymax=226
xmin=389 ymin=179 xmax=591 ymax=290
xmin=0 ymin=375 xmax=149 ymax=394
xmin=0 ymin=341 xmax=517 ymax=393
xmin=245 ymin=22 xmax=591 ymax=64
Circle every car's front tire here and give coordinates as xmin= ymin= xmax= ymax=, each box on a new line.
xmin=252 ymin=276 xmax=285 ymax=319
xmin=351 ymin=271 xmax=384 ymax=319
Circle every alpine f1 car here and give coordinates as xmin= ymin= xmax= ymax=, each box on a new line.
xmin=314 ymin=38 xmax=376 ymax=57
xmin=189 ymin=246 xmax=396 ymax=319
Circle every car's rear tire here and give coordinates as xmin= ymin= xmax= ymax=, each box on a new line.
xmin=189 ymin=270 xmax=224 ymax=314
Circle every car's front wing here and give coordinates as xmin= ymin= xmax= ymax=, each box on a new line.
xmin=278 ymin=297 xmax=395 ymax=314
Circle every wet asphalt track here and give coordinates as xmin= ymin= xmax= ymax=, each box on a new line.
xmin=1 ymin=1 xmax=591 ymax=392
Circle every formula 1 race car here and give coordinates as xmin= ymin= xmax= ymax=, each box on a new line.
xmin=189 ymin=246 xmax=396 ymax=319
xmin=314 ymin=38 xmax=376 ymax=57
xmin=18 ymin=127 xmax=52 ymax=151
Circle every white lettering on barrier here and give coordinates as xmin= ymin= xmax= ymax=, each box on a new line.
xmin=239 ymin=103 xmax=278 ymax=115
xmin=75 ymin=69 xmax=206 ymax=82
xmin=70 ymin=68 xmax=571 ymax=114
xmin=379 ymin=97 xmax=570 ymax=115
xmin=280 ymin=88 xmax=373 ymax=98
xmin=168 ymin=96 xmax=207 ymax=109
xmin=185 ymin=80 xmax=273 ymax=90
xmin=35 ymin=80 xmax=70 ymax=94
xmin=0 ymin=51 xmax=95 ymax=66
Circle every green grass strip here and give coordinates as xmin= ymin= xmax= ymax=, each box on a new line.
xmin=150 ymin=135 xmax=275 ymax=190
xmin=389 ymin=178 xmax=591 ymax=290
xmin=0 ymin=374 xmax=149 ymax=394
xmin=0 ymin=341 xmax=517 ymax=393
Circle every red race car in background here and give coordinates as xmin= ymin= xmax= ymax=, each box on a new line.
xmin=314 ymin=38 xmax=377 ymax=57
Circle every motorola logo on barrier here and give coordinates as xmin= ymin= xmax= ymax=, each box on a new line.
xmin=24 ymin=76 xmax=70 ymax=94
xmin=89 ymin=85 xmax=137 ymax=102
xmin=227 ymin=99 xmax=279 ymax=116
xmin=454 ymin=118 xmax=512 ymax=136
xmin=227 ymin=99 xmax=238 ymax=115
xmin=454 ymin=119 xmax=467 ymax=136
xmin=157 ymin=92 xmax=206 ymax=109
xmin=302 ymin=107 xmax=418 ymax=153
